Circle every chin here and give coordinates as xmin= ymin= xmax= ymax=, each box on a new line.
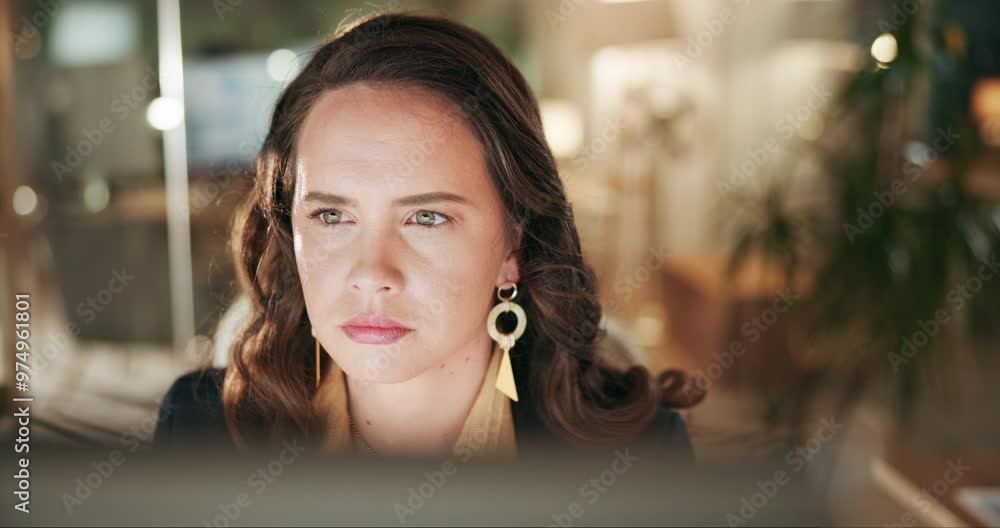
xmin=332 ymin=343 xmax=434 ymax=385
xmin=350 ymin=365 xmax=423 ymax=385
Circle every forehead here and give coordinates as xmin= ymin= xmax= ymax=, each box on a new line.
xmin=294 ymin=83 xmax=488 ymax=197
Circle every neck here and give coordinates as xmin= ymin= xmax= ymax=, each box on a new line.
xmin=345 ymin=334 xmax=494 ymax=457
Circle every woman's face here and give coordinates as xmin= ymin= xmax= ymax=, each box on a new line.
xmin=291 ymin=83 xmax=520 ymax=384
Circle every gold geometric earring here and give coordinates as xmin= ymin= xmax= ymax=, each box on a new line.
xmin=487 ymin=282 xmax=526 ymax=402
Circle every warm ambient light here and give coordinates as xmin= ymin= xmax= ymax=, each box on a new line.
xmin=870 ymin=33 xmax=898 ymax=67
xmin=82 ymin=176 xmax=111 ymax=213
xmin=971 ymin=78 xmax=1000 ymax=146
xmin=12 ymin=185 xmax=38 ymax=216
xmin=267 ymin=48 xmax=300 ymax=82
xmin=540 ymin=99 xmax=584 ymax=159
xmin=146 ymin=96 xmax=184 ymax=131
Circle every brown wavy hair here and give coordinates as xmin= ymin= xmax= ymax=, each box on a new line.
xmin=223 ymin=11 xmax=704 ymax=449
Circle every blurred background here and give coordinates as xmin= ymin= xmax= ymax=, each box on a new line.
xmin=2 ymin=0 xmax=999 ymax=525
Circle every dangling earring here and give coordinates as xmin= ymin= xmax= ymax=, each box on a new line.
xmin=487 ymin=282 xmax=526 ymax=402
xmin=315 ymin=337 xmax=321 ymax=389
xmin=311 ymin=325 xmax=321 ymax=389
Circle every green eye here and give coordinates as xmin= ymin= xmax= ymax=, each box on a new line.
xmin=319 ymin=210 xmax=342 ymax=224
xmin=414 ymin=210 xmax=437 ymax=226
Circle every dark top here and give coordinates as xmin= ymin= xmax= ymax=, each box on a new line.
xmin=153 ymin=367 xmax=696 ymax=460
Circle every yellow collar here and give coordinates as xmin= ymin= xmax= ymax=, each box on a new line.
xmin=312 ymin=341 xmax=518 ymax=458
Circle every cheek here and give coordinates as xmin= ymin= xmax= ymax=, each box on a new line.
xmin=293 ymin=222 xmax=351 ymax=277
xmin=293 ymin=228 xmax=349 ymax=323
xmin=410 ymin=237 xmax=501 ymax=336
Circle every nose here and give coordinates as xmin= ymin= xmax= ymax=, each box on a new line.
xmin=346 ymin=234 xmax=404 ymax=300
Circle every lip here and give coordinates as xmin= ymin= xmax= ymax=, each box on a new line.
xmin=340 ymin=313 xmax=413 ymax=345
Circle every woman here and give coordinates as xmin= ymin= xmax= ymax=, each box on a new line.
xmin=154 ymin=12 xmax=704 ymax=459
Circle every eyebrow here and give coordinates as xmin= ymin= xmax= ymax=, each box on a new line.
xmin=301 ymin=191 xmax=472 ymax=208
